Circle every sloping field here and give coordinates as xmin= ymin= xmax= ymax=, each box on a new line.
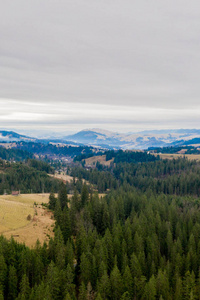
xmin=49 ymin=172 xmax=89 ymax=185
xmin=85 ymin=155 xmax=114 ymax=167
xmin=0 ymin=193 xmax=55 ymax=247
xmin=49 ymin=173 xmax=75 ymax=183
xmin=3 ymin=205 xmax=55 ymax=248
xmin=0 ymin=193 xmax=52 ymax=205
xmin=0 ymin=199 xmax=34 ymax=232
xmin=154 ymin=153 xmax=200 ymax=161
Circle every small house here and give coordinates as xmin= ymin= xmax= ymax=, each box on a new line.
xmin=12 ymin=191 xmax=20 ymax=196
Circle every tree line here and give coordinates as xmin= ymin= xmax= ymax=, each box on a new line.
xmin=0 ymin=159 xmax=59 ymax=194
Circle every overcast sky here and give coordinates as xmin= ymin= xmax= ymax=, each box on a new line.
xmin=1 ymin=0 xmax=200 ymax=135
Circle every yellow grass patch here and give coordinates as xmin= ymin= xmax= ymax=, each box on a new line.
xmin=0 ymin=193 xmax=52 ymax=205
xmin=0 ymin=199 xmax=34 ymax=232
xmin=84 ymin=155 xmax=114 ymax=167
xmin=154 ymin=153 xmax=200 ymax=161
xmin=49 ymin=172 xmax=89 ymax=185
xmin=0 ymin=193 xmax=56 ymax=247
xmin=3 ymin=205 xmax=55 ymax=248
xmin=49 ymin=173 xmax=75 ymax=182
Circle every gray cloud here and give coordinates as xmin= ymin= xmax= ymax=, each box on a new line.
xmin=1 ymin=0 xmax=200 ymax=133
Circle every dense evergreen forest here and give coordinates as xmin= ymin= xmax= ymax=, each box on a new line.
xmin=2 ymin=151 xmax=200 ymax=299
xmin=104 ymin=150 xmax=158 ymax=163
xmin=148 ymin=146 xmax=200 ymax=155
xmin=12 ymin=142 xmax=98 ymax=159
xmin=0 ymin=159 xmax=59 ymax=194
xmin=71 ymin=155 xmax=200 ymax=196
xmin=0 ymin=146 xmax=33 ymax=161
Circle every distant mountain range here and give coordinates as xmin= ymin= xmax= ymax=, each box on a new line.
xmin=64 ymin=128 xmax=200 ymax=149
xmin=0 ymin=131 xmax=36 ymax=142
xmin=2 ymin=128 xmax=200 ymax=150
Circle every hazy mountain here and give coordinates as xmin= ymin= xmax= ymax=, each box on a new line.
xmin=64 ymin=129 xmax=124 ymax=149
xmin=1 ymin=129 xmax=200 ymax=150
xmin=0 ymin=131 xmax=36 ymax=142
xmin=64 ymin=128 xmax=200 ymax=149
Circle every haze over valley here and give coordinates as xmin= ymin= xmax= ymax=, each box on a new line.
xmin=2 ymin=128 xmax=200 ymax=150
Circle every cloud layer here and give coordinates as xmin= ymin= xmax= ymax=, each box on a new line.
xmin=1 ymin=99 xmax=200 ymax=136
xmin=1 ymin=1 xmax=200 ymax=133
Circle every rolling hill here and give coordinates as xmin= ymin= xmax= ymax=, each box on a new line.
xmin=2 ymin=129 xmax=200 ymax=150
xmin=64 ymin=128 xmax=200 ymax=149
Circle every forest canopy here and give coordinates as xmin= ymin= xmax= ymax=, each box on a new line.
xmin=1 ymin=150 xmax=200 ymax=299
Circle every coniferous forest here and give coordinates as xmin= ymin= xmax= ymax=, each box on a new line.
xmin=1 ymin=151 xmax=200 ymax=299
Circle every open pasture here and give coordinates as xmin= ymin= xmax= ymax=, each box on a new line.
xmin=0 ymin=199 xmax=34 ymax=233
xmin=49 ymin=172 xmax=75 ymax=183
xmin=3 ymin=205 xmax=55 ymax=248
xmin=0 ymin=193 xmax=52 ymax=205
xmin=0 ymin=193 xmax=55 ymax=247
xmin=49 ymin=172 xmax=89 ymax=185
xmin=84 ymin=155 xmax=114 ymax=167
xmin=154 ymin=153 xmax=200 ymax=161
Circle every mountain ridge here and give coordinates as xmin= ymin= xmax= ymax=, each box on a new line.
xmin=1 ymin=128 xmax=200 ymax=150
xmin=64 ymin=128 xmax=200 ymax=149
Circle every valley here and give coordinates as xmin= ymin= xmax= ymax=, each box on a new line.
xmin=1 ymin=131 xmax=200 ymax=298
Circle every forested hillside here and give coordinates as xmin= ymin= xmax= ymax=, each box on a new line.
xmin=14 ymin=142 xmax=99 ymax=158
xmin=1 ymin=151 xmax=200 ymax=299
xmin=72 ymin=153 xmax=200 ymax=196
xmin=0 ymin=146 xmax=32 ymax=161
xmin=0 ymin=159 xmax=59 ymax=194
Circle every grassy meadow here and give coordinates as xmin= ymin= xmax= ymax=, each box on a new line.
xmin=154 ymin=153 xmax=200 ymax=161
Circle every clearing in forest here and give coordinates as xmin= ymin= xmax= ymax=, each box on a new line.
xmin=84 ymin=155 xmax=114 ymax=167
xmin=49 ymin=172 xmax=90 ymax=185
xmin=154 ymin=153 xmax=200 ymax=161
xmin=49 ymin=172 xmax=75 ymax=183
xmin=0 ymin=193 xmax=55 ymax=248
xmin=0 ymin=193 xmax=52 ymax=205
xmin=0 ymin=199 xmax=34 ymax=233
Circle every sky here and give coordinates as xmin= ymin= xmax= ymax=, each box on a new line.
xmin=1 ymin=0 xmax=200 ymax=136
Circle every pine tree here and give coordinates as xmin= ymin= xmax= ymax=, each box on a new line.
xmin=65 ymin=264 xmax=76 ymax=297
xmin=8 ymin=265 xmax=18 ymax=300
xmin=81 ymin=183 xmax=89 ymax=207
xmin=78 ymin=282 xmax=87 ymax=300
xmin=46 ymin=261 xmax=61 ymax=299
xmin=58 ymin=182 xmax=68 ymax=210
xmin=0 ymin=253 xmax=7 ymax=292
xmin=130 ymin=253 xmax=142 ymax=279
xmin=103 ymin=229 xmax=114 ymax=273
xmin=97 ymin=271 xmax=111 ymax=300
xmin=123 ymin=265 xmax=133 ymax=298
xmin=49 ymin=191 xmax=57 ymax=210
xmin=143 ymin=275 xmax=156 ymax=300
xmin=80 ymin=253 xmax=91 ymax=286
xmin=60 ymin=206 xmax=71 ymax=243
xmin=183 ymin=271 xmax=197 ymax=300
xmin=110 ymin=265 xmax=123 ymax=300
xmin=156 ymin=269 xmax=170 ymax=300
xmin=18 ymin=274 xmax=31 ymax=300
xmin=174 ymin=274 xmax=183 ymax=300
xmin=65 ymin=240 xmax=74 ymax=269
